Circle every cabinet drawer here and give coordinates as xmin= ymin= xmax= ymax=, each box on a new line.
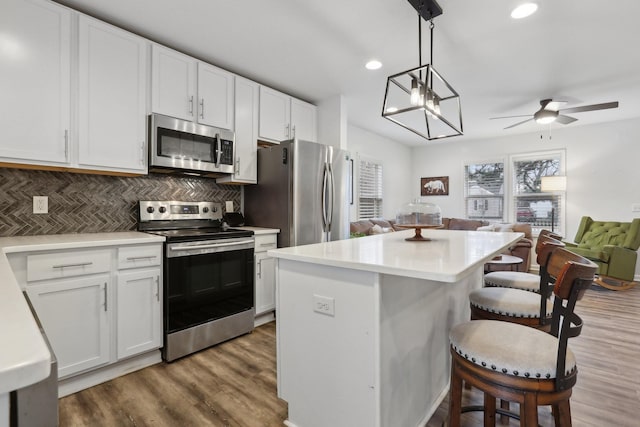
xmin=27 ymin=249 xmax=111 ymax=282
xmin=254 ymin=234 xmax=277 ymax=253
xmin=117 ymin=245 xmax=162 ymax=270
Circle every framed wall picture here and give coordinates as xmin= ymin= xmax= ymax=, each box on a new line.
xmin=421 ymin=176 xmax=449 ymax=196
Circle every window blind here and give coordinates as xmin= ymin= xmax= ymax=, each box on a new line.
xmin=464 ymin=162 xmax=505 ymax=220
xmin=358 ymin=159 xmax=383 ymax=219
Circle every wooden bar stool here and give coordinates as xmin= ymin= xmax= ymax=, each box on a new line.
xmin=470 ymin=238 xmax=565 ymax=332
xmin=448 ymin=248 xmax=597 ymax=427
xmin=484 ymin=231 xmax=562 ymax=293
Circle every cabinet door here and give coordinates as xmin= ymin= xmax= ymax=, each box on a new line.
xmin=0 ymin=0 xmax=70 ymax=164
xmin=151 ymin=45 xmax=196 ymax=121
xmin=218 ymin=76 xmax=257 ymax=184
xmin=27 ymin=275 xmax=111 ymax=379
xmin=258 ymin=86 xmax=291 ymax=143
xmin=255 ymin=252 xmax=276 ymax=315
xmin=78 ymin=16 xmax=148 ymax=173
xmin=197 ymin=63 xmax=234 ymax=130
xmin=291 ymin=98 xmax=318 ymax=142
xmin=116 ymin=268 xmax=162 ymax=359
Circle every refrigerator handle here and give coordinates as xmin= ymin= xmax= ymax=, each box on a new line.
xmin=321 ymin=162 xmax=329 ymax=232
xmin=326 ymin=163 xmax=334 ymax=233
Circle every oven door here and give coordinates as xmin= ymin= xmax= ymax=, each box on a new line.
xmin=164 ymin=237 xmax=254 ymax=334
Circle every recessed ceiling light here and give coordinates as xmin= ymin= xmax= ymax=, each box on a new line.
xmin=365 ymin=60 xmax=382 ymax=70
xmin=386 ymin=106 xmax=398 ymax=113
xmin=511 ymin=3 xmax=538 ymax=19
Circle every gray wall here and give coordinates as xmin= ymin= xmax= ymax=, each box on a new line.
xmin=0 ymin=168 xmax=241 ymax=236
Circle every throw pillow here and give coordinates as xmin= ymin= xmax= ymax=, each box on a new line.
xmin=477 ymin=224 xmax=496 ymax=231
xmin=496 ymin=223 xmax=515 ymax=232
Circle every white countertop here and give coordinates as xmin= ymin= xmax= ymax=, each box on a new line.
xmin=268 ymin=229 xmax=523 ymax=282
xmin=234 ymin=226 xmax=280 ymax=235
xmin=0 ymin=231 xmax=165 ymax=394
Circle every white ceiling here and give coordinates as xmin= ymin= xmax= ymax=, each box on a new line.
xmin=55 ymin=0 xmax=640 ymax=146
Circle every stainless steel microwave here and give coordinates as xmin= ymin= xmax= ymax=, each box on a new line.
xmin=148 ymin=113 xmax=234 ymax=176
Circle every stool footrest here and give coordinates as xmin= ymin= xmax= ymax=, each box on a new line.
xmin=460 ymin=405 xmax=521 ymax=421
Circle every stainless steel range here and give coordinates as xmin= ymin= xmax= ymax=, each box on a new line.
xmin=138 ymin=200 xmax=255 ymax=362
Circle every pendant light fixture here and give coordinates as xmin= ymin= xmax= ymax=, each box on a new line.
xmin=382 ymin=0 xmax=463 ymax=141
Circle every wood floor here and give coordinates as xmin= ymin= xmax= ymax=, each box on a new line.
xmin=59 ymin=284 xmax=640 ymax=426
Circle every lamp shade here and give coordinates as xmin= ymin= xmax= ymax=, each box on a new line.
xmin=541 ymin=176 xmax=567 ymax=192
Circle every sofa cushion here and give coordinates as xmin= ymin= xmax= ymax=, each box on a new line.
xmin=448 ymin=218 xmax=486 ymax=230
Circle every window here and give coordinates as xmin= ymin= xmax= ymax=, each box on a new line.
xmin=358 ymin=158 xmax=383 ymax=219
xmin=464 ymin=161 xmax=505 ymax=220
xmin=512 ymin=151 xmax=565 ymax=235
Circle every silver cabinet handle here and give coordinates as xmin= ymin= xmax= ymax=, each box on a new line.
xmin=126 ymin=256 xmax=157 ymax=261
xmin=140 ymin=141 xmax=145 ymax=166
xmin=104 ymin=282 xmax=108 ymax=312
xmin=257 ymin=259 xmax=262 ymax=279
xmin=292 ymin=125 xmax=296 ymax=138
xmin=64 ymin=129 xmax=69 ymax=160
xmin=199 ymin=98 xmax=204 ymax=118
xmin=52 ymin=262 xmax=93 ymax=269
xmin=155 ymin=276 xmax=160 ymax=302
xmin=189 ymin=96 xmax=194 ymax=115
xmin=235 ymin=159 xmax=240 ymax=176
xmin=285 ymin=124 xmax=290 ymax=138
xmin=259 ymin=243 xmax=276 ymax=247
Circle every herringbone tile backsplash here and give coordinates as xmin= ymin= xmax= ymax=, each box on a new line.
xmin=0 ymin=168 xmax=241 ymax=236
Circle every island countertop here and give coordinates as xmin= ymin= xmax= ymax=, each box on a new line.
xmin=268 ymin=228 xmax=523 ymax=282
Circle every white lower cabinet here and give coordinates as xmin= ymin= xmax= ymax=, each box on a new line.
xmin=254 ymin=233 xmax=278 ymax=315
xmin=116 ymin=268 xmax=162 ymax=359
xmin=27 ymin=275 xmax=110 ymax=379
xmin=19 ymin=241 xmax=163 ymax=383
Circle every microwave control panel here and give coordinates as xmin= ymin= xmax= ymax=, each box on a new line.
xmin=219 ymin=139 xmax=233 ymax=165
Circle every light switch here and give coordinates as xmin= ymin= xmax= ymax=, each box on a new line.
xmin=225 ymin=201 xmax=234 ymax=212
xmin=33 ymin=196 xmax=48 ymax=214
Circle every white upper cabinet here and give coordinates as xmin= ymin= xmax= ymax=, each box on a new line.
xmin=78 ymin=16 xmax=148 ymax=173
xmin=258 ymin=86 xmax=317 ymax=143
xmin=291 ymin=97 xmax=318 ymax=142
xmin=0 ymin=0 xmax=71 ymax=164
xmin=151 ymin=45 xmax=196 ymax=122
xmin=151 ymin=45 xmax=234 ymax=130
xmin=198 ymin=62 xmax=235 ymax=130
xmin=217 ymin=76 xmax=258 ymax=184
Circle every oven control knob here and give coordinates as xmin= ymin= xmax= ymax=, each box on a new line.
xmin=146 ymin=206 xmax=155 ymax=213
xmin=212 ymin=206 xmax=217 ymax=212
xmin=159 ymin=206 xmax=166 ymax=213
xmin=203 ymin=207 xmax=209 ymax=213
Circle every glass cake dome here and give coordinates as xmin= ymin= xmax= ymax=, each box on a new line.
xmin=395 ymin=198 xmax=442 ymax=241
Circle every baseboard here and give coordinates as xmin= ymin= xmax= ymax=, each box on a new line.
xmin=58 ymin=350 xmax=162 ymax=397
xmin=254 ymin=311 xmax=276 ymax=327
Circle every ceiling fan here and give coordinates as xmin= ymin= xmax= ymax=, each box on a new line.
xmin=491 ymin=99 xmax=619 ymax=129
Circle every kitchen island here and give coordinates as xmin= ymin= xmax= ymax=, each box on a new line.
xmin=268 ymin=228 xmax=522 ymax=427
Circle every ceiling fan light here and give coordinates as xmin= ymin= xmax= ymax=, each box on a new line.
xmin=511 ymin=3 xmax=538 ymax=19
xmin=534 ymin=109 xmax=558 ymax=124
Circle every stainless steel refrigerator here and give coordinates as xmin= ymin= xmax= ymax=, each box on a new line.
xmin=244 ymin=139 xmax=351 ymax=248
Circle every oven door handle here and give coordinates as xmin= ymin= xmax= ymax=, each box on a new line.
xmin=170 ymin=239 xmax=254 ymax=251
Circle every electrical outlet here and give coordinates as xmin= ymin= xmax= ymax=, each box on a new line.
xmin=632 ymin=203 xmax=640 ymax=213
xmin=225 ymin=201 xmax=234 ymax=212
xmin=313 ymin=294 xmax=335 ymax=316
xmin=33 ymin=196 xmax=48 ymax=214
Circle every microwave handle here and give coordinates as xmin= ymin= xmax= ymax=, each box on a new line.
xmin=215 ymin=133 xmax=221 ymax=168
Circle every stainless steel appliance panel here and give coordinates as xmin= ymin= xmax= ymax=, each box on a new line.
xmin=244 ymin=139 xmax=351 ymax=248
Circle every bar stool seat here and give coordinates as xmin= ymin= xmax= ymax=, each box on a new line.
xmin=484 ymin=271 xmax=540 ymax=293
xmin=469 ymin=287 xmax=553 ymax=319
xmin=450 ymin=319 xmax=576 ymax=381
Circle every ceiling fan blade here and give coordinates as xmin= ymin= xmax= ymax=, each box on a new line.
xmin=555 ymin=115 xmax=578 ymax=125
xmin=490 ymin=114 xmax=531 ymax=120
xmin=560 ymin=101 xmax=619 ymax=114
xmin=504 ymin=118 xmax=533 ymax=129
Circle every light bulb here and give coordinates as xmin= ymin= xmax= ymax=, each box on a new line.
xmin=410 ymin=79 xmax=420 ymax=106
xmin=425 ymin=89 xmax=435 ymax=111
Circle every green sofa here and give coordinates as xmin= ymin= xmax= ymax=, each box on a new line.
xmin=564 ymin=216 xmax=640 ymax=290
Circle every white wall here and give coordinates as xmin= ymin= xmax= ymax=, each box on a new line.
xmin=347 ymin=124 xmax=413 ymax=221
xmin=410 ymin=116 xmax=640 ymax=277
